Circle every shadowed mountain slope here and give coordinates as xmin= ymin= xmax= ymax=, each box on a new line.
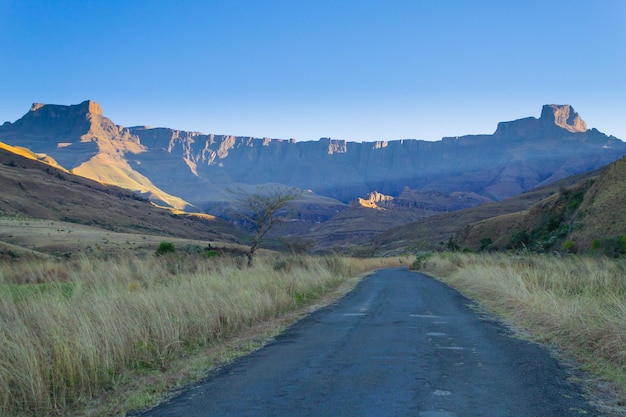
xmin=127 ymin=104 xmax=625 ymax=205
xmin=0 ymin=142 xmax=240 ymax=245
xmin=568 ymin=156 xmax=626 ymax=251
xmin=452 ymin=155 xmax=626 ymax=255
xmin=0 ymin=101 xmax=189 ymax=209
xmin=379 ymin=152 xmax=626 ymax=257
xmin=306 ymin=190 xmax=492 ymax=252
xmin=372 ymin=168 xmax=603 ymax=255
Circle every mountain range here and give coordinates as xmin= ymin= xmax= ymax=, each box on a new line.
xmin=1 ymin=100 xmax=625 ymax=251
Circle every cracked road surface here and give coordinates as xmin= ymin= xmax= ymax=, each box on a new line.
xmin=137 ymin=268 xmax=599 ymax=416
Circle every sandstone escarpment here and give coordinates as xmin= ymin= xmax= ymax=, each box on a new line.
xmin=356 ymin=191 xmax=395 ymax=209
xmin=540 ymin=104 xmax=587 ymax=133
xmin=0 ymin=101 xmax=190 ymax=209
xmin=2 ymin=101 xmax=625 ymax=210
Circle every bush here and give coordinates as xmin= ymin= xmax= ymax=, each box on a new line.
xmin=279 ymin=236 xmax=315 ymax=255
xmin=508 ymin=230 xmax=530 ymax=249
xmin=591 ymin=239 xmax=602 ymax=250
xmin=155 ymin=241 xmax=176 ymax=256
xmin=479 ymin=237 xmax=493 ymax=252
xmin=410 ymin=251 xmax=433 ymax=270
xmin=562 ymin=240 xmax=575 ymax=253
xmin=590 ymin=236 xmax=626 ymax=257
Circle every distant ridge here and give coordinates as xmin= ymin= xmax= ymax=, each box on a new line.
xmin=122 ymin=103 xmax=625 ymax=204
xmin=1 ymin=100 xmax=626 ymax=250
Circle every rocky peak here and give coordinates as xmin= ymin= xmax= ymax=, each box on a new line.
xmin=5 ymin=100 xmax=105 ymax=138
xmin=29 ymin=99 xmax=103 ymax=118
xmin=356 ymin=191 xmax=395 ymax=209
xmin=83 ymin=100 xmax=103 ymax=116
xmin=540 ymin=104 xmax=587 ymax=133
xmin=29 ymin=102 xmax=45 ymax=112
xmin=0 ymin=100 xmax=144 ymax=167
xmin=495 ymin=104 xmax=588 ymax=137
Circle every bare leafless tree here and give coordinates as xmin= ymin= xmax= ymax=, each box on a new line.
xmin=228 ymin=186 xmax=301 ymax=266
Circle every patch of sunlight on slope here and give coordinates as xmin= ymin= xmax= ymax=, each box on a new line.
xmin=72 ymin=153 xmax=191 ymax=210
xmin=0 ymin=141 xmax=69 ymax=172
xmin=168 ymin=208 xmax=217 ymax=220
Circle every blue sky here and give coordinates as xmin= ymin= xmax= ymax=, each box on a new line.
xmin=1 ymin=1 xmax=624 ymax=142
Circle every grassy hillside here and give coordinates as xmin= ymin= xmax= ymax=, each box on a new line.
xmin=0 ymin=141 xmax=68 ymax=171
xmin=372 ymin=168 xmax=602 ymax=255
xmin=453 ymin=155 xmax=626 ymax=255
xmin=0 ymin=144 xmax=243 ymax=257
xmin=569 ymin=156 xmax=626 ymax=252
xmin=455 ymin=179 xmax=594 ymax=252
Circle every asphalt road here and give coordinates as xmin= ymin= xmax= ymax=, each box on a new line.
xmin=137 ymin=268 xmax=599 ymax=417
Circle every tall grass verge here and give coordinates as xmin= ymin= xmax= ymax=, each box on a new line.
xmin=420 ymin=253 xmax=626 ymax=393
xmin=0 ymin=253 xmax=405 ymax=416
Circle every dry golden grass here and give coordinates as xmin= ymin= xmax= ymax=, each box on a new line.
xmin=570 ymin=157 xmax=626 ymax=250
xmin=0 ymin=253 xmax=407 ymax=416
xmin=0 ymin=217 xmax=236 ymax=258
xmin=420 ymin=253 xmax=626 ymax=402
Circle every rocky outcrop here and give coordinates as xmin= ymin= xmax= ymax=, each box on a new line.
xmin=494 ymin=104 xmax=588 ymax=137
xmin=356 ymin=191 xmax=395 ymax=209
xmin=540 ymin=104 xmax=587 ymax=133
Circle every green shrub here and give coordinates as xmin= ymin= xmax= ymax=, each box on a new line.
xmin=446 ymin=237 xmax=459 ymax=251
xmin=589 ymin=236 xmax=626 ymax=257
xmin=562 ymin=240 xmax=575 ymax=253
xmin=508 ymin=230 xmax=530 ymax=249
xmin=410 ymin=251 xmax=433 ymax=270
xmin=273 ymin=257 xmax=308 ymax=272
xmin=155 ymin=241 xmax=176 ymax=256
xmin=479 ymin=237 xmax=493 ymax=251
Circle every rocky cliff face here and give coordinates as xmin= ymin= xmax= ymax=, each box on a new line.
xmin=356 ymin=191 xmax=395 ymax=209
xmin=2 ymin=101 xmax=625 ymax=214
xmin=541 ymin=104 xmax=587 ymax=133
xmin=128 ymin=103 xmax=624 ymax=204
xmin=493 ymin=104 xmax=588 ymax=138
xmin=0 ymin=100 xmax=141 ymax=166
xmin=0 ymin=101 xmax=189 ymax=209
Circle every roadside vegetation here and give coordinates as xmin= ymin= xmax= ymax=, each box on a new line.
xmin=416 ymin=251 xmax=626 ymax=405
xmin=0 ymin=249 xmax=406 ymax=416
